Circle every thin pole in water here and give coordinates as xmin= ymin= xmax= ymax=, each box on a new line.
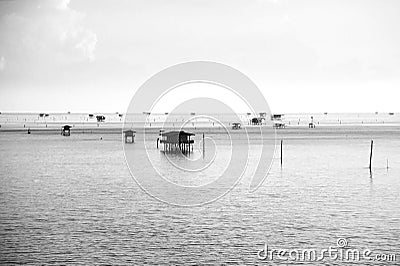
xmin=203 ymin=133 xmax=205 ymax=159
xmin=369 ymin=140 xmax=373 ymax=172
xmin=280 ymin=139 xmax=283 ymax=167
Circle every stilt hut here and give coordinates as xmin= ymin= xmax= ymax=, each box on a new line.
xmin=159 ymin=131 xmax=195 ymax=153
xmin=61 ymin=125 xmax=71 ymax=136
xmin=273 ymin=121 xmax=286 ymax=129
xmin=271 ymin=114 xmax=284 ymax=120
xmin=232 ymin=122 xmax=241 ymax=130
xmin=250 ymin=117 xmax=264 ymax=125
xmin=96 ymin=115 xmax=106 ymax=122
xmin=124 ymin=130 xmax=136 ymax=143
xmin=272 ymin=114 xmax=286 ymax=129
xmin=309 ymin=116 xmax=316 ymax=128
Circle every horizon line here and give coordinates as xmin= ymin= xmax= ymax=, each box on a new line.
xmin=0 ymin=111 xmax=397 ymax=115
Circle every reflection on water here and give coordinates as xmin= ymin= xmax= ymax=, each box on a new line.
xmin=0 ymin=130 xmax=399 ymax=265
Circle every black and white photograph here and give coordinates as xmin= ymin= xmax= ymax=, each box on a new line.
xmin=0 ymin=0 xmax=399 ymax=264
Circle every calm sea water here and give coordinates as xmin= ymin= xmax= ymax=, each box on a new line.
xmin=0 ymin=128 xmax=399 ymax=265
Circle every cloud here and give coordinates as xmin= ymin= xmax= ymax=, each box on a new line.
xmin=0 ymin=56 xmax=5 ymax=71
xmin=59 ymin=21 xmax=98 ymax=61
xmin=0 ymin=0 xmax=97 ymax=65
xmin=54 ymin=0 xmax=71 ymax=10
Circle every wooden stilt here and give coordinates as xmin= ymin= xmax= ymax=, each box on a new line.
xmin=369 ymin=140 xmax=373 ymax=172
xmin=203 ymin=133 xmax=205 ymax=158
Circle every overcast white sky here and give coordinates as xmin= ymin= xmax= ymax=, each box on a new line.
xmin=0 ymin=0 xmax=399 ymax=113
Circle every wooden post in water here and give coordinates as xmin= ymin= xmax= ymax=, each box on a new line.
xmin=369 ymin=140 xmax=373 ymax=172
xmin=203 ymin=133 xmax=205 ymax=158
xmin=280 ymin=139 xmax=283 ymax=167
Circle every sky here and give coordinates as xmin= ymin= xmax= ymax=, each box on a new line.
xmin=0 ymin=0 xmax=399 ymax=113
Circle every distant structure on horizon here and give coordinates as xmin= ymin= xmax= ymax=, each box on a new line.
xmin=61 ymin=125 xmax=71 ymax=136
xmin=272 ymin=114 xmax=286 ymax=129
xmin=124 ymin=129 xmax=136 ymax=143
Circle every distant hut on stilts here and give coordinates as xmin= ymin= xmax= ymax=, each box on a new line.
xmin=124 ymin=130 xmax=136 ymax=143
xmin=309 ymin=116 xmax=316 ymax=128
xmin=96 ymin=115 xmax=106 ymax=122
xmin=272 ymin=114 xmax=286 ymax=129
xmin=231 ymin=122 xmax=242 ymax=130
xmin=61 ymin=125 xmax=71 ymax=136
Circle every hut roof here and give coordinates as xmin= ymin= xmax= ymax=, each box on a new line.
xmin=162 ymin=130 xmax=195 ymax=136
